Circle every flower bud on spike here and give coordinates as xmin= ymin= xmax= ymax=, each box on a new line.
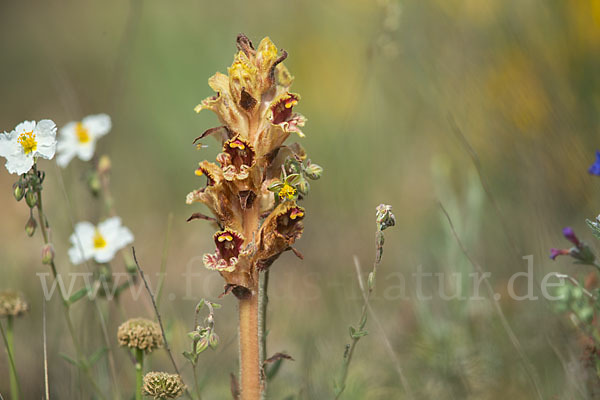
xmin=376 ymin=204 xmax=396 ymax=231
xmin=87 ymin=172 xmax=101 ymax=196
xmin=304 ymin=162 xmax=323 ymax=180
xmin=25 ymin=216 xmax=37 ymax=237
xmin=13 ymin=182 xmax=24 ymax=201
xmin=209 ymin=332 xmax=219 ymax=349
xmin=98 ymin=155 xmax=112 ymax=175
xmin=41 ymin=244 xmax=55 ymax=265
xmin=25 ymin=191 xmax=37 ymax=208
xmin=196 ymin=337 xmax=209 ymax=354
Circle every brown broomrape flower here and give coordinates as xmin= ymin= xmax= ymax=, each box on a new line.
xmin=0 ymin=290 xmax=29 ymax=318
xmin=143 ymin=372 xmax=185 ymax=399
xmin=254 ymin=202 xmax=305 ymax=268
xmin=117 ymin=318 xmax=164 ymax=352
xmin=203 ymin=229 xmax=245 ymax=272
xmin=217 ymin=137 xmax=256 ymax=181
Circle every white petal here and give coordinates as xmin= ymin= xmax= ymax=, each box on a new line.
xmin=4 ymin=154 xmax=34 ymax=175
xmin=34 ymin=120 xmax=57 ymax=160
xmin=76 ymin=141 xmax=96 ymax=161
xmin=59 ymin=122 xmax=77 ymax=141
xmin=113 ymin=226 xmax=134 ymax=249
xmin=14 ymin=121 xmax=36 ymax=135
xmin=98 ymin=217 xmax=122 ymax=235
xmin=0 ymin=131 xmax=18 ymax=158
xmin=93 ymin=247 xmax=118 ymax=264
xmin=56 ymin=146 xmax=77 ymax=168
xmin=83 ymin=114 xmax=111 ymax=138
xmin=57 ymin=124 xmax=80 ymax=167
xmin=68 ymin=222 xmax=95 ymax=265
xmin=35 ymin=119 xmax=57 ymax=139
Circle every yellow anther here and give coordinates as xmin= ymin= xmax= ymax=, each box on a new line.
xmin=218 ymin=234 xmax=234 ymax=242
xmin=75 ymin=122 xmax=90 ymax=144
xmin=17 ymin=131 xmax=37 ymax=154
xmin=93 ymin=230 xmax=107 ymax=249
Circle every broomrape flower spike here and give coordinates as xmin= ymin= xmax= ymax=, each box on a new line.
xmin=143 ymin=372 xmax=186 ymax=399
xmin=68 ymin=216 xmax=134 ymax=264
xmin=0 ymin=120 xmax=57 ymax=175
xmin=188 ymin=34 xmax=320 ymax=400
xmin=57 ymin=114 xmax=111 ymax=167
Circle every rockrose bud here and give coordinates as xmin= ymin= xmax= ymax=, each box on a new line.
xmin=25 ymin=191 xmax=37 ymax=208
xmin=12 ymin=182 xmax=24 ymax=201
xmin=25 ymin=216 xmax=37 ymax=237
xmin=41 ymin=244 xmax=55 ymax=265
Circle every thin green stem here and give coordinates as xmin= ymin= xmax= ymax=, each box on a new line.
xmin=135 ymin=348 xmax=144 ymax=400
xmin=33 ymin=169 xmax=107 ymax=400
xmin=192 ymin=363 xmax=203 ymax=400
xmin=2 ymin=317 xmax=21 ymax=400
xmin=334 ymin=230 xmax=384 ymax=399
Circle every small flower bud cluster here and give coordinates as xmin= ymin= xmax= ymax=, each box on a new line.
xmin=143 ymin=372 xmax=185 ymax=399
xmin=183 ymin=299 xmax=220 ymax=365
xmin=117 ymin=318 xmax=164 ymax=353
xmin=376 ymin=204 xmax=396 ymax=232
xmin=188 ymin=35 xmax=321 ymax=294
xmin=0 ymin=290 xmax=29 ymax=318
xmin=550 ymin=227 xmax=596 ymax=265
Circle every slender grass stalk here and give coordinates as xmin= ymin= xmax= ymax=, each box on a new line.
xmin=156 ymin=212 xmax=174 ymax=307
xmin=135 ymin=348 xmax=144 ymax=400
xmin=334 ymin=231 xmax=384 ymax=399
xmin=335 ymin=205 xmax=396 ymax=399
xmin=132 ymin=247 xmax=194 ymax=400
xmin=33 ymin=166 xmax=107 ymax=400
xmin=43 ymin=300 xmax=50 ymax=400
xmin=2 ymin=316 xmax=20 ymax=400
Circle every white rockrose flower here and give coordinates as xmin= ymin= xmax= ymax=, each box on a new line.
xmin=68 ymin=217 xmax=134 ymax=264
xmin=57 ymin=114 xmax=111 ymax=167
xmin=0 ymin=120 xmax=57 ymax=175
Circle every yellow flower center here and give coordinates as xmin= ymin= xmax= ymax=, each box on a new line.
xmin=290 ymin=209 xmax=304 ymax=220
xmin=284 ymin=99 xmax=298 ymax=109
xmin=93 ymin=230 xmax=107 ymax=249
xmin=75 ymin=122 xmax=90 ymax=144
xmin=229 ymin=140 xmax=246 ymax=150
xmin=279 ymin=184 xmax=297 ymax=200
xmin=218 ymin=233 xmax=234 ymax=242
xmin=17 ymin=131 xmax=37 ymax=154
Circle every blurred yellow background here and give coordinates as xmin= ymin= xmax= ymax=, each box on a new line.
xmin=2 ymin=0 xmax=600 ymax=398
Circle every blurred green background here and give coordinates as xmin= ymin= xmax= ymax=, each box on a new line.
xmin=2 ymin=0 xmax=600 ymax=398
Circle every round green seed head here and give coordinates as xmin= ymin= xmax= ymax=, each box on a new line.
xmin=143 ymin=371 xmax=185 ymax=399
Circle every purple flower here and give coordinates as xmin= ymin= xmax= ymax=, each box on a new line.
xmin=550 ymin=248 xmax=570 ymax=260
xmin=589 ymin=150 xmax=600 ymax=176
xmin=562 ymin=227 xmax=580 ymax=247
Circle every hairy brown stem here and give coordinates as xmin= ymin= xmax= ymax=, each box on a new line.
xmin=239 ymin=291 xmax=261 ymax=400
